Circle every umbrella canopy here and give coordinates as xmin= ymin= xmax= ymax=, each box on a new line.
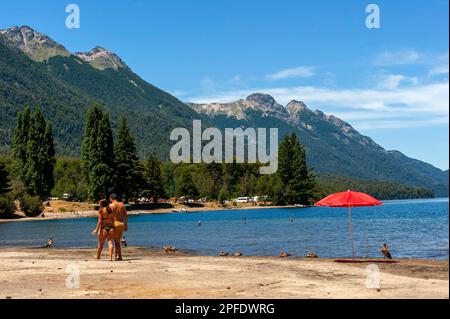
xmin=315 ymin=190 xmax=382 ymax=207
xmin=314 ymin=190 xmax=382 ymax=260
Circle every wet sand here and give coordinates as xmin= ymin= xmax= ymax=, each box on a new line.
xmin=0 ymin=247 xmax=447 ymax=299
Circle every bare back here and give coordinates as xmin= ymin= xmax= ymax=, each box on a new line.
xmin=110 ymin=201 xmax=126 ymax=221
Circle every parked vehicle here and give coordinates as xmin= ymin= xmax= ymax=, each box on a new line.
xmin=233 ymin=197 xmax=250 ymax=203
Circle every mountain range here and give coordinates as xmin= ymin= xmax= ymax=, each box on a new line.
xmin=0 ymin=26 xmax=448 ymax=196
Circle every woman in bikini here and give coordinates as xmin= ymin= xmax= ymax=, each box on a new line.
xmin=92 ymin=199 xmax=115 ymax=260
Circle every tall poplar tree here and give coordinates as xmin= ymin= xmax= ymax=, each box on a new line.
xmin=114 ymin=117 xmax=143 ymax=202
xmin=81 ymin=104 xmax=102 ymax=180
xmin=12 ymin=106 xmax=32 ymax=180
xmin=81 ymin=104 xmax=115 ymax=201
xmin=25 ymin=108 xmax=47 ymax=197
xmin=11 ymin=107 xmax=55 ymax=198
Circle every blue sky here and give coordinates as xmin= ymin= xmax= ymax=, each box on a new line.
xmin=1 ymin=0 xmax=449 ymax=169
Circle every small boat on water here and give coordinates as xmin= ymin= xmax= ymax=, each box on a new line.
xmin=294 ymin=204 xmax=308 ymax=208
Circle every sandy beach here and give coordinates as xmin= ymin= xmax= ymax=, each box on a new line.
xmin=0 ymin=247 xmax=447 ymax=299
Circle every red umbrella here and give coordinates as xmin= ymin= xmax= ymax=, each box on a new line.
xmin=315 ymin=190 xmax=382 ymax=260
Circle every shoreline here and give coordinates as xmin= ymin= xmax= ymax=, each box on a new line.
xmin=0 ymin=204 xmax=298 ymax=223
xmin=0 ymin=245 xmax=447 ymax=261
xmin=2 ymin=197 xmax=447 ymax=224
xmin=0 ymin=247 xmax=447 ymax=299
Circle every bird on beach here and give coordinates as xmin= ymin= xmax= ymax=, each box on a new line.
xmin=164 ymin=246 xmax=177 ymax=253
xmin=381 ymin=243 xmax=392 ymax=260
xmin=43 ymin=237 xmax=54 ymax=248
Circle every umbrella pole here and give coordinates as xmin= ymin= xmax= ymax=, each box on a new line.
xmin=348 ymin=206 xmax=356 ymax=261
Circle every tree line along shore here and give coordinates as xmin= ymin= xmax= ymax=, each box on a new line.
xmin=0 ymin=104 xmax=434 ymax=218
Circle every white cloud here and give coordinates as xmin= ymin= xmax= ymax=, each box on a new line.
xmin=375 ymin=49 xmax=421 ymax=66
xmin=378 ymin=74 xmax=419 ymax=89
xmin=429 ymin=65 xmax=449 ymax=76
xmin=266 ymin=66 xmax=315 ymax=80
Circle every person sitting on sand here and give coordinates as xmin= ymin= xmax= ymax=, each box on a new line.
xmin=92 ymin=199 xmax=115 ymax=261
xmin=381 ymin=243 xmax=392 ymax=260
xmin=109 ymin=193 xmax=128 ymax=261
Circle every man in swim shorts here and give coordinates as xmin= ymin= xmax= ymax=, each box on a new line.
xmin=109 ymin=193 xmax=128 ymax=261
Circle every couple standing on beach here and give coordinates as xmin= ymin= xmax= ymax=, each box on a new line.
xmin=92 ymin=194 xmax=128 ymax=261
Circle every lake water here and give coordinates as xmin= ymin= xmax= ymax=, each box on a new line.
xmin=0 ymin=198 xmax=448 ymax=259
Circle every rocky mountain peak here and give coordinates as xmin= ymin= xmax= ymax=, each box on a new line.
xmin=0 ymin=25 xmax=70 ymax=61
xmin=286 ymin=100 xmax=311 ymax=114
xmin=245 ymin=93 xmax=288 ymax=117
xmin=246 ymin=93 xmax=276 ymax=106
xmin=74 ymin=46 xmax=128 ymax=70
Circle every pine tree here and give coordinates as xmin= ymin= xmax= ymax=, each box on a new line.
xmin=175 ymin=166 xmax=198 ymax=199
xmin=81 ymin=104 xmax=115 ymax=201
xmin=222 ymin=162 xmax=241 ymax=197
xmin=289 ymin=134 xmax=316 ymax=204
xmin=142 ymin=155 xmax=165 ymax=204
xmin=114 ymin=117 xmax=143 ymax=202
xmin=278 ymin=134 xmax=295 ymax=186
xmin=161 ymin=163 xmax=176 ymax=198
xmin=277 ymin=133 xmax=315 ymax=205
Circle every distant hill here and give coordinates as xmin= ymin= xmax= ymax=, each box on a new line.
xmin=188 ymin=94 xmax=449 ymax=197
xmin=316 ymin=174 xmax=434 ymax=200
xmin=0 ymin=26 xmax=201 ymax=159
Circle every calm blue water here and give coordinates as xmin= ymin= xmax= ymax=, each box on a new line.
xmin=0 ymin=198 xmax=448 ymax=259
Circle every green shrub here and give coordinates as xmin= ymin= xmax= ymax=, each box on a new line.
xmin=21 ymin=194 xmax=43 ymax=217
xmin=218 ymin=188 xmax=228 ymax=204
xmin=0 ymin=195 xmax=16 ymax=216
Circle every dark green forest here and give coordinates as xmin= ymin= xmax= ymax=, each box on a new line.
xmin=0 ymin=156 xmax=434 ymax=207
